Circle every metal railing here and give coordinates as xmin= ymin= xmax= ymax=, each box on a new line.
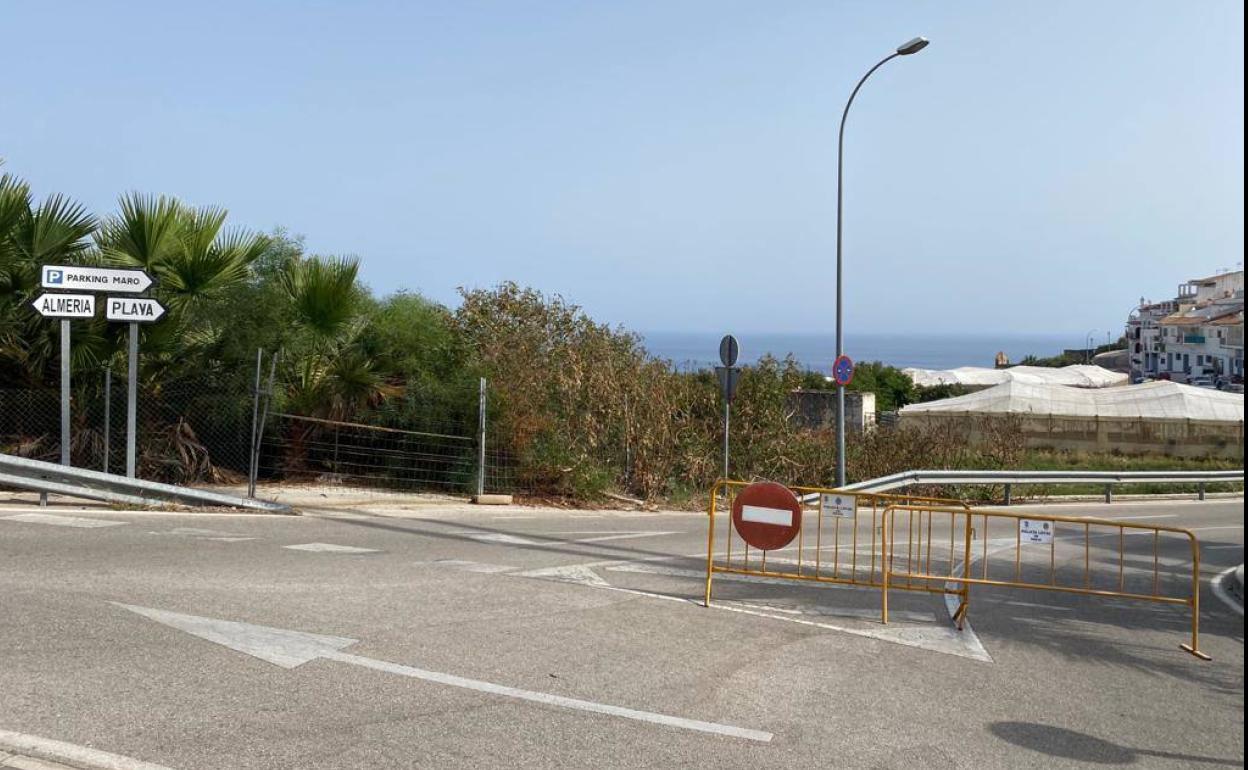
xmin=0 ymin=453 xmax=290 ymax=512
xmin=838 ymin=469 xmax=1244 ymax=503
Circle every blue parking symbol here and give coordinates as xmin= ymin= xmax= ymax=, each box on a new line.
xmin=46 ymin=269 xmax=64 ymax=284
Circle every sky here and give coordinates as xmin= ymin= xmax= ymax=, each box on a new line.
xmin=1 ymin=1 xmax=1243 ymax=337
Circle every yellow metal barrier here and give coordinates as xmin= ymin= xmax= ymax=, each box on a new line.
xmin=702 ymin=479 xmax=968 ymax=608
xmin=881 ymin=504 xmax=1210 ymax=660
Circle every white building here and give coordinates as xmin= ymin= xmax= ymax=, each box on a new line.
xmin=1128 ymin=271 xmax=1244 ymax=383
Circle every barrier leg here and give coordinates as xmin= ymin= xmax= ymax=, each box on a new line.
xmin=704 ymin=484 xmax=719 ymax=608
xmin=1180 ymin=534 xmax=1211 ymax=660
xmin=881 ymin=509 xmax=890 ymax=624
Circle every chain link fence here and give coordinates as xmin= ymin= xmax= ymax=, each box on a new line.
xmin=1 ymin=374 xmax=519 ymax=501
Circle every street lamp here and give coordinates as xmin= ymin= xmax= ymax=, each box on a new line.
xmin=834 ymin=36 xmax=929 ymax=489
xmin=1085 ymin=329 xmax=1098 ymax=364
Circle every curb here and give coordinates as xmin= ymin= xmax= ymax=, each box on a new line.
xmin=0 ymin=731 xmax=174 ymax=770
xmin=1210 ymin=564 xmax=1245 ymax=617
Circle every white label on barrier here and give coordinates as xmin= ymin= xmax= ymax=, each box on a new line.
xmin=741 ymin=505 xmax=793 ymax=527
xmin=820 ymin=494 xmax=856 ymax=519
xmin=1019 ymin=519 xmax=1053 ymax=544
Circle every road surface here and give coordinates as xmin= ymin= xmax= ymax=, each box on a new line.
xmin=0 ymin=497 xmax=1242 ymax=768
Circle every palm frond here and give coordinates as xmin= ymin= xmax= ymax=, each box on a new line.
xmin=280 ymin=255 xmax=361 ymax=338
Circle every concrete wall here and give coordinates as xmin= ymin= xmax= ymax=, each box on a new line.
xmin=789 ymin=390 xmax=876 ymax=432
xmin=898 ymin=411 xmax=1244 ymax=459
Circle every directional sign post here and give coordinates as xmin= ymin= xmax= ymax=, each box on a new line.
xmin=31 ymin=293 xmax=100 ymax=466
xmin=37 ymin=265 xmax=160 ymax=478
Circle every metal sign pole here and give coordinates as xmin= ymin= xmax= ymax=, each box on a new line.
xmin=717 ymin=334 xmax=739 ymax=482
xmin=477 ymin=377 xmax=487 ymax=497
xmin=103 ymin=365 xmax=111 ymax=473
xmin=60 ymin=319 xmax=71 ymax=466
xmin=126 ymin=321 xmax=138 ymax=478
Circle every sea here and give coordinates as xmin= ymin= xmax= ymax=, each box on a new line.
xmin=639 ymin=331 xmax=1080 ymax=373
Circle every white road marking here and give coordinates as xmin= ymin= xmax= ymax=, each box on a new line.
xmin=1190 ymin=526 xmax=1244 ymax=532
xmin=468 ymin=533 xmax=539 ymax=545
xmin=513 ymin=564 xmax=612 ymax=586
xmin=432 ymin=559 xmax=515 ymax=574
xmin=571 ymin=531 xmax=679 ymax=544
xmin=115 ymin=603 xmax=772 ymax=743
xmin=452 ymin=530 xmax=679 ymax=547
xmin=1 ymin=513 xmax=126 ymax=528
xmin=0 ymin=729 xmax=175 ymax=770
xmin=1204 ymin=544 xmax=1245 ymax=551
xmin=531 ymin=562 xmax=990 ymax=661
xmin=1092 ymin=514 xmax=1178 ymax=521
xmin=148 ymin=527 xmax=256 ymax=542
xmin=1000 ymin=600 xmax=1073 ymax=612
xmin=283 ymin=542 xmax=379 ymax=554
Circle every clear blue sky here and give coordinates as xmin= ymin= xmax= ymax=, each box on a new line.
xmin=2 ymin=1 xmax=1243 ymax=336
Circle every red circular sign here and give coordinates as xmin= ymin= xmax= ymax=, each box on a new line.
xmin=832 ymin=354 xmax=854 ymax=386
xmin=731 ymin=481 xmax=802 ymax=551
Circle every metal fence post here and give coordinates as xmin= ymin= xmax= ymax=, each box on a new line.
xmin=1003 ymin=483 xmax=1012 ymax=506
xmin=247 ymin=349 xmax=263 ymax=498
xmin=102 ymin=365 xmax=111 ymax=473
xmin=477 ymin=377 xmax=487 ymax=497
xmin=1104 ymin=484 xmax=1113 ymax=504
xmin=1198 ymin=482 xmax=1206 ymax=501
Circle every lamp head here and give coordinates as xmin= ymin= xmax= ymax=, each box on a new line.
xmin=897 ymin=37 xmax=929 ymax=55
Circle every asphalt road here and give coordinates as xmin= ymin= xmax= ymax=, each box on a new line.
xmin=0 ymin=497 xmax=1242 ymax=769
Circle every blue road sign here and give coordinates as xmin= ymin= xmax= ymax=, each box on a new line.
xmin=832 ymin=355 xmax=855 ymax=386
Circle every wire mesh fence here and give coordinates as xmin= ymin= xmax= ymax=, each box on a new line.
xmin=1 ymin=373 xmax=521 ymax=501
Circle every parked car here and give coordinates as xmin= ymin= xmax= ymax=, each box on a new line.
xmin=1188 ymin=376 xmax=1215 ymax=389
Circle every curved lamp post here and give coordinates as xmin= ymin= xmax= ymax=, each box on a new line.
xmin=835 ymin=36 xmax=929 ymax=488
xmin=1085 ymin=329 xmax=1098 ymax=364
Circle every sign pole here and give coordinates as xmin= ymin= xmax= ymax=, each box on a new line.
xmin=103 ymin=365 xmax=111 ymax=473
xmin=126 ymin=322 xmax=138 ymax=478
xmin=60 ymin=319 xmax=71 ymax=466
xmin=716 ymin=334 xmax=740 ymax=482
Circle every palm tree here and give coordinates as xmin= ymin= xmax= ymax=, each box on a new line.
xmin=96 ymin=194 xmax=271 ymax=385
xmin=279 ymin=255 xmax=399 ymax=419
xmin=0 ymin=174 xmax=98 ymax=386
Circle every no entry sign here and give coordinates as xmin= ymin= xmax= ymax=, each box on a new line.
xmin=731 ymin=481 xmax=802 ymax=551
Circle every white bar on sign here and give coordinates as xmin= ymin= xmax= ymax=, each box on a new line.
xmin=741 ymin=505 xmax=793 ymax=527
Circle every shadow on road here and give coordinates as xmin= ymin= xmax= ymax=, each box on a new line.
xmin=989 ymin=722 xmax=1243 ymax=767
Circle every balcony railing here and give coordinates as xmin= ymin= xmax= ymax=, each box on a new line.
xmin=1183 ymin=335 xmax=1206 ymax=344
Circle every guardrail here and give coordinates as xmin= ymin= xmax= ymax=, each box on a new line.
xmin=0 ymin=453 xmax=291 ymax=513
xmin=837 ymin=469 xmax=1244 ymax=504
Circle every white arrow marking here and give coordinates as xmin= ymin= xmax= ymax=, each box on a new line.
xmin=114 ymin=603 xmax=772 ymax=742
